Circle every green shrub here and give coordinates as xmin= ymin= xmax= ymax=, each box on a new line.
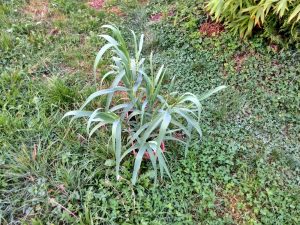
xmin=63 ymin=25 xmax=225 ymax=184
xmin=206 ymin=0 xmax=300 ymax=43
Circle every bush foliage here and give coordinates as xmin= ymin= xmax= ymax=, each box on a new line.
xmin=207 ymin=0 xmax=300 ymax=43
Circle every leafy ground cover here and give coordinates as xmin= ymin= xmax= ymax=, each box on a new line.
xmin=0 ymin=0 xmax=299 ymax=224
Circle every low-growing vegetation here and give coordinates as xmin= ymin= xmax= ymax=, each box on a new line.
xmin=0 ymin=0 xmax=299 ymax=224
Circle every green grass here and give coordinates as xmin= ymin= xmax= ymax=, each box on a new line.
xmin=0 ymin=0 xmax=299 ymax=224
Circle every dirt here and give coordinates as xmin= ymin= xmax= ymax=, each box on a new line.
xmin=49 ymin=28 xmax=60 ymax=36
xmin=139 ymin=0 xmax=149 ymax=5
xmin=233 ymin=51 xmax=257 ymax=72
xmin=88 ymin=1 xmax=125 ymax=16
xmin=215 ymin=190 xmax=256 ymax=223
xmin=173 ymin=132 xmax=185 ymax=141
xmin=150 ymin=10 xmax=175 ymax=22
xmin=270 ymin=44 xmax=279 ymax=53
xmin=150 ymin=12 xmax=163 ymax=22
xmin=88 ymin=0 xmax=105 ymax=10
xmin=50 ymin=10 xmax=66 ymax=22
xmin=199 ymin=22 xmax=224 ymax=37
xmin=23 ymin=0 xmax=49 ymax=19
xmin=106 ymin=6 xmax=125 ymax=17
xmin=24 ymin=0 xmax=66 ymax=23
xmin=234 ymin=52 xmax=249 ymax=72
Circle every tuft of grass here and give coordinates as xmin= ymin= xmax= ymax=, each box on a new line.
xmin=45 ymin=77 xmax=77 ymax=106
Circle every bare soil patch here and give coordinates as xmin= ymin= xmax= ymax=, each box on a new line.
xmin=233 ymin=51 xmax=256 ymax=72
xmin=150 ymin=12 xmax=163 ymax=22
xmin=234 ymin=52 xmax=249 ymax=72
xmin=23 ymin=0 xmax=49 ymax=19
xmin=88 ymin=0 xmax=105 ymax=10
xmin=199 ymin=22 xmax=224 ymax=37
xmin=106 ymin=6 xmax=125 ymax=17
xmin=150 ymin=10 xmax=175 ymax=22
xmin=216 ymin=190 xmax=256 ymax=223
xmin=24 ymin=0 xmax=65 ymax=23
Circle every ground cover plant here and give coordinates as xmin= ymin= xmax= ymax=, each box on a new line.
xmin=0 ymin=0 xmax=299 ymax=224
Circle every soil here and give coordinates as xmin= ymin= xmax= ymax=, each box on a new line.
xmin=150 ymin=10 xmax=175 ymax=22
xmin=270 ymin=44 xmax=279 ymax=53
xmin=23 ymin=0 xmax=49 ymax=19
xmin=24 ymin=0 xmax=65 ymax=23
xmin=139 ymin=0 xmax=149 ymax=4
xmin=150 ymin=12 xmax=163 ymax=22
xmin=132 ymin=142 xmax=165 ymax=160
xmin=215 ymin=190 xmax=256 ymax=223
xmin=233 ymin=51 xmax=256 ymax=72
xmin=234 ymin=52 xmax=249 ymax=72
xmin=106 ymin=6 xmax=125 ymax=17
xmin=88 ymin=0 xmax=105 ymax=10
xmin=199 ymin=22 xmax=224 ymax=37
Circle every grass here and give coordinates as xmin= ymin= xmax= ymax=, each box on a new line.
xmin=0 ymin=0 xmax=299 ymax=224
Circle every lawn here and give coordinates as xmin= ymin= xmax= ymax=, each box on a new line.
xmin=0 ymin=0 xmax=299 ymax=224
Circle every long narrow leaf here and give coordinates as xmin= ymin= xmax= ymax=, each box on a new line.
xmin=94 ymin=43 xmax=114 ymax=76
xmin=156 ymin=112 xmax=171 ymax=145
xmin=89 ymin=121 xmax=108 ymax=138
xmin=80 ymin=86 xmax=127 ymax=110
xmin=105 ymin=70 xmax=126 ymax=110
xmin=100 ymin=71 xmax=116 ymax=88
xmin=173 ymin=108 xmax=202 ymax=137
xmin=138 ymin=34 xmax=144 ymax=58
xmin=198 ymin=85 xmax=226 ymax=101
xmin=121 ymin=144 xmax=139 ymax=161
xmin=147 ymin=151 xmax=158 ymax=183
xmin=100 ymin=34 xmax=119 ymax=46
xmin=131 ymin=146 xmax=146 ymax=184
xmin=62 ymin=110 xmax=93 ymax=120
xmin=112 ymin=120 xmax=122 ymax=180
